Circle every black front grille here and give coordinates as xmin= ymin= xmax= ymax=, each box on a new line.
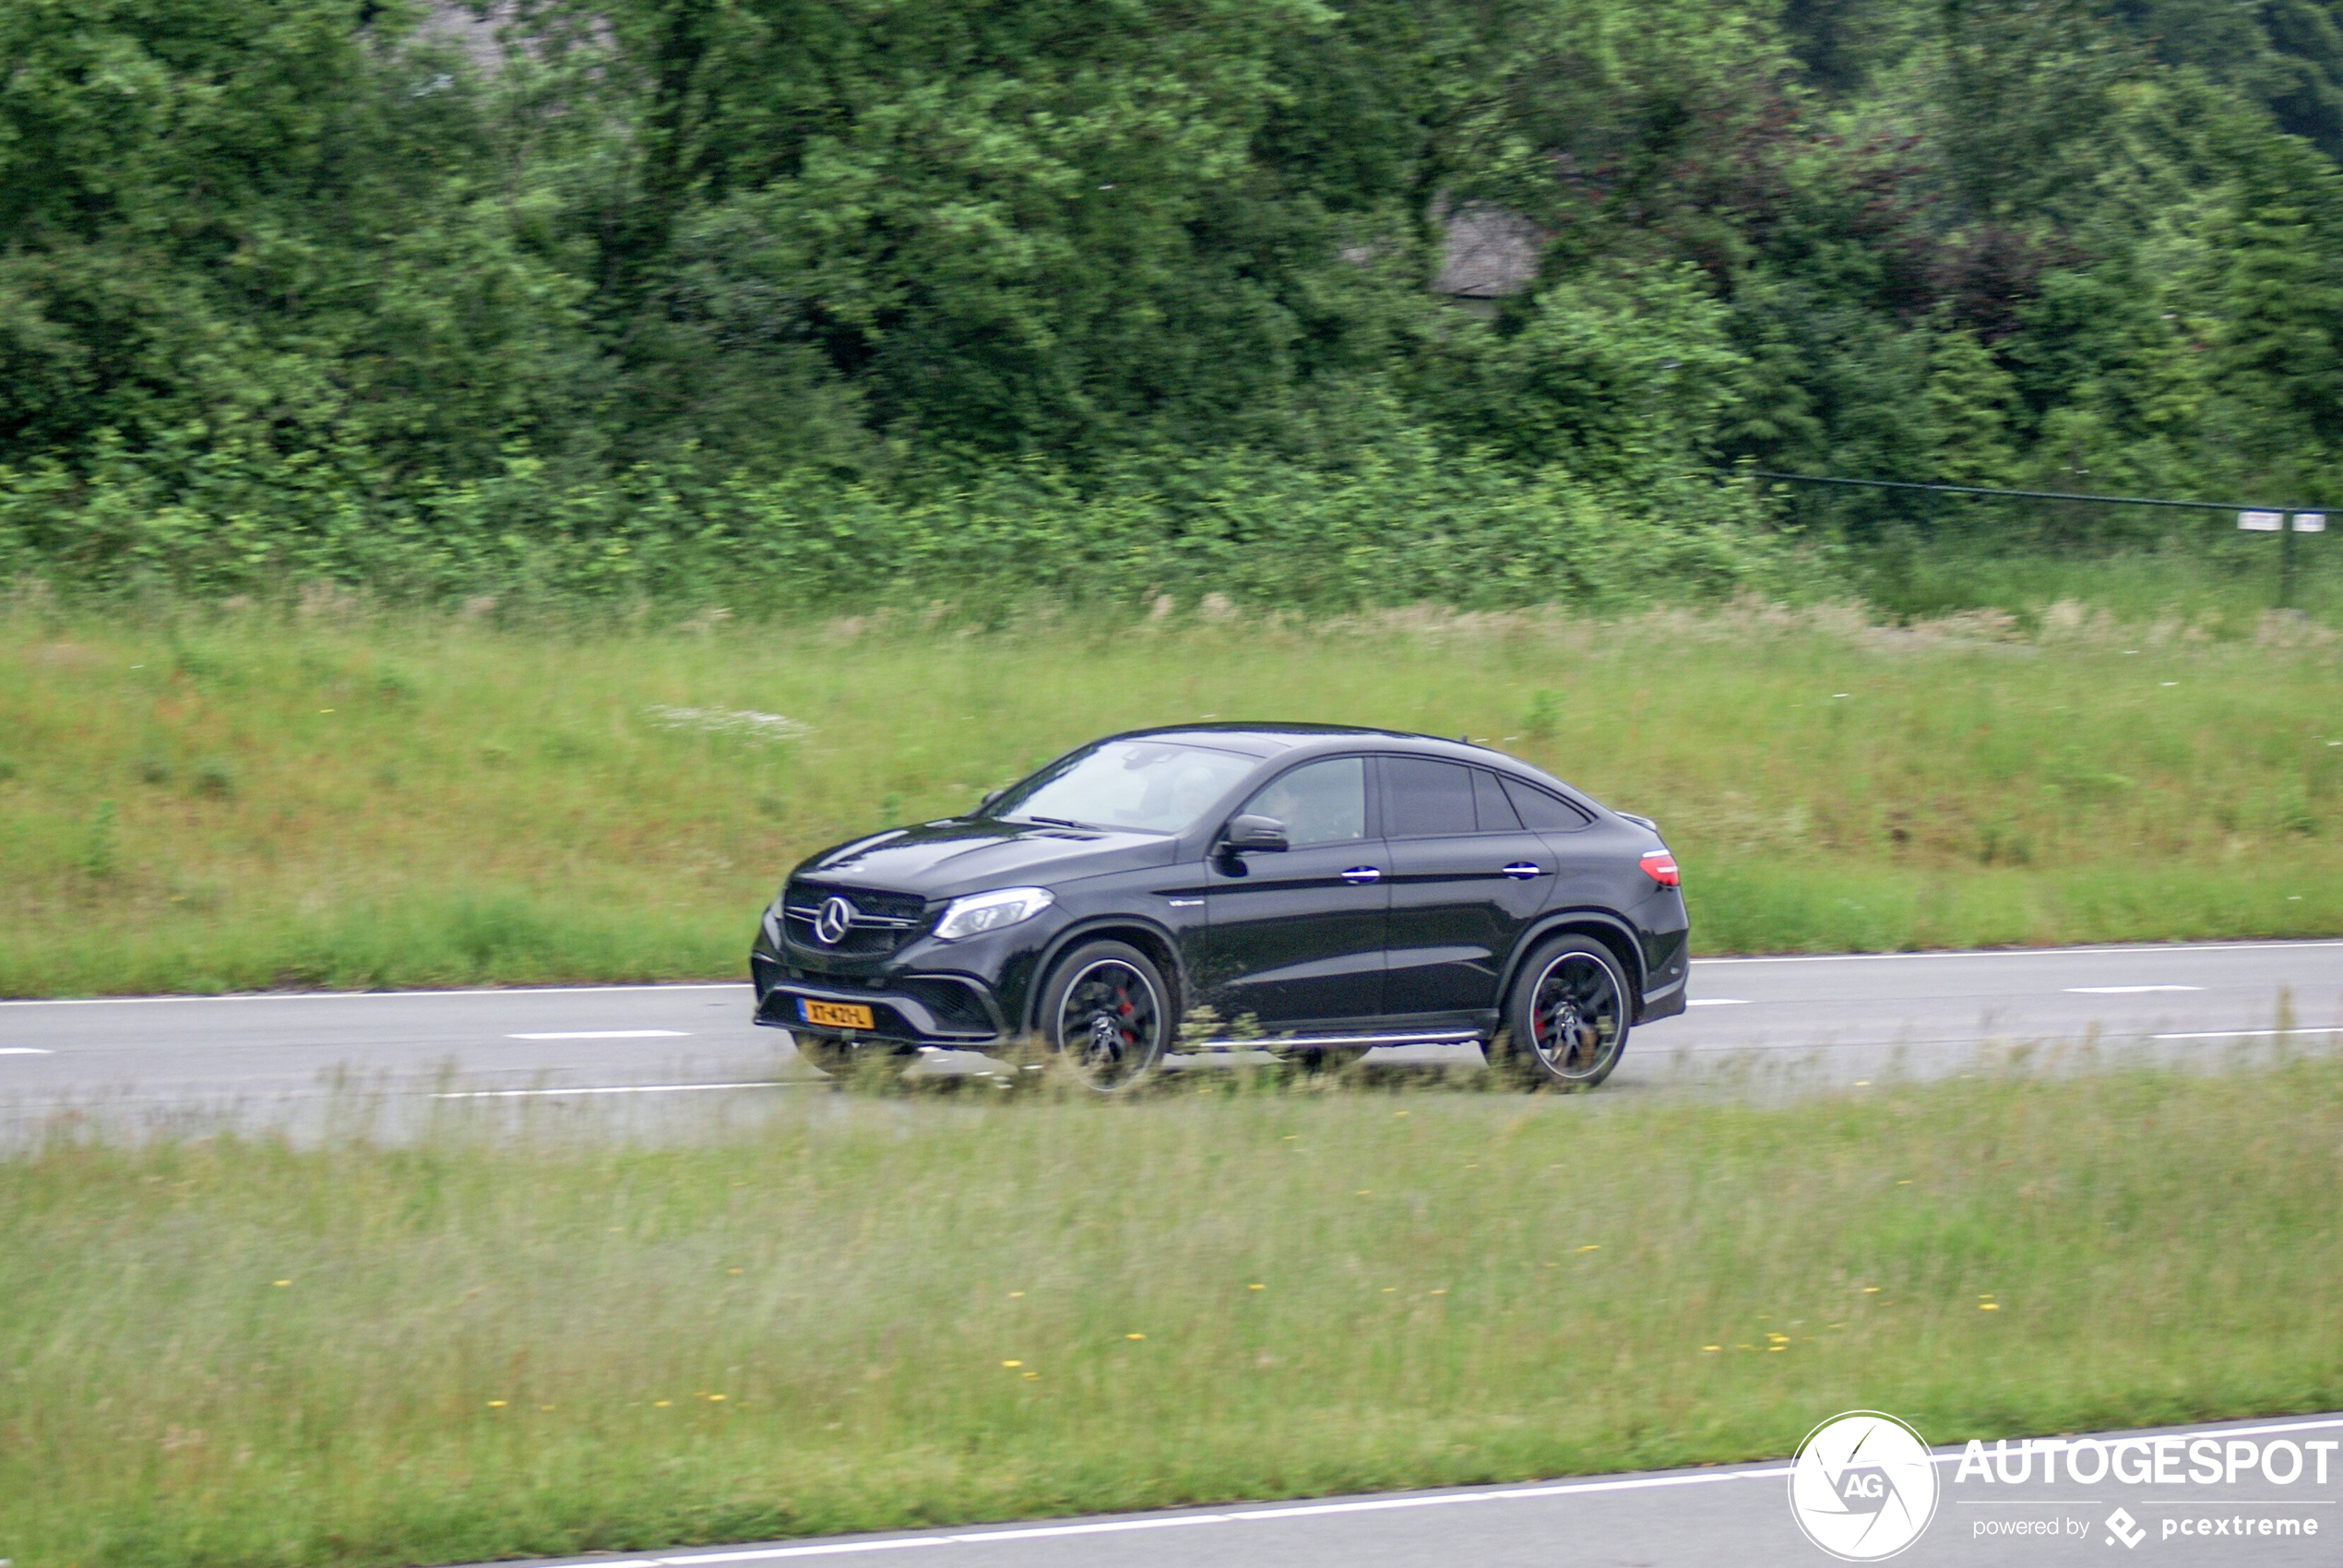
xmin=782 ymin=879 xmax=931 ymax=956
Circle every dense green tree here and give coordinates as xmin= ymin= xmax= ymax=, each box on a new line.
xmin=6 ymin=0 xmax=2343 ymax=597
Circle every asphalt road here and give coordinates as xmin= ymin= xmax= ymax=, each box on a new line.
xmin=1 ymin=939 xmax=2338 ymax=1113
xmin=474 ymin=1410 xmax=2343 ymax=1568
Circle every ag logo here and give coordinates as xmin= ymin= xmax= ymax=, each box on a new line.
xmin=1789 ymin=1411 xmax=1941 ymax=1561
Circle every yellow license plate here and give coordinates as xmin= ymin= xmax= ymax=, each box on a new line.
xmin=801 ymin=999 xmax=874 ymax=1030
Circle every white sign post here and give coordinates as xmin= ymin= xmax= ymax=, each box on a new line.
xmin=2238 ymin=510 xmax=2284 ymax=531
xmin=2294 ymin=512 xmax=2326 ymax=533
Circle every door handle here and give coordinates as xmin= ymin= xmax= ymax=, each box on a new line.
xmin=1502 ymin=862 xmax=1544 ymax=879
xmin=1340 ymin=866 xmax=1382 ymax=885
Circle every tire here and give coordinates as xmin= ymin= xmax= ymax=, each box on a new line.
xmin=1036 ymin=939 xmax=1172 ymax=1092
xmin=1491 ymin=934 xmax=1634 ymax=1090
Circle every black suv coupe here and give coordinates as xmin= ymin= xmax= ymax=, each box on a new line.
xmin=751 ymin=724 xmax=1687 ymax=1089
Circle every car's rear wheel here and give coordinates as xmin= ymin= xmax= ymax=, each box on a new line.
xmin=1492 ymin=934 xmax=1632 ymax=1089
xmin=1039 ymin=940 xmax=1170 ymax=1092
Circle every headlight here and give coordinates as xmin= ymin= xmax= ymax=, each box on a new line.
xmin=932 ymin=886 xmax=1054 ymax=941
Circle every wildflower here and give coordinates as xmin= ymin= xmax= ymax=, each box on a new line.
xmin=1430 ymin=1289 xmax=1446 ymax=1296
xmin=1576 ymin=1244 xmax=1600 ymax=1253
xmin=487 ymin=1400 xmax=506 ymax=1408
xmin=1862 ymin=1287 xmax=1880 ymax=1293
xmin=272 ymin=1279 xmax=290 ymax=1288
xmin=655 ymin=1400 xmax=672 ymax=1407
xmin=1356 ymin=1189 xmax=1371 ymax=1196
xmin=1247 ymin=1283 xmax=1265 ymax=1291
xmin=1002 ymin=1360 xmax=1022 ymax=1369
xmin=1021 ymin=1372 xmax=1040 ymax=1381
xmin=1702 ymin=1345 xmax=1721 ymax=1352
xmin=1009 ymin=1291 xmax=1024 ymax=1298
xmin=1125 ymin=1333 xmax=1145 ymax=1341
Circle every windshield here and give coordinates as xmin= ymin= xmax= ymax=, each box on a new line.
xmin=992 ymin=741 xmax=1258 ymax=835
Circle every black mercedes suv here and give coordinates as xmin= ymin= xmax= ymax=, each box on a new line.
xmin=750 ymin=725 xmax=1687 ymax=1089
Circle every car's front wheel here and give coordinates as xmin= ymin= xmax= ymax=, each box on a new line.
xmin=1038 ymin=940 xmax=1171 ymax=1091
xmin=1491 ymin=934 xmax=1633 ymax=1089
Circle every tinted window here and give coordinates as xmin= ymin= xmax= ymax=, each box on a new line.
xmin=1472 ymin=768 xmax=1523 ymax=831
xmin=1500 ymin=774 xmax=1592 ymax=832
xmin=1241 ymin=757 xmax=1367 ymax=848
xmin=1383 ymin=756 xmax=1477 ymax=837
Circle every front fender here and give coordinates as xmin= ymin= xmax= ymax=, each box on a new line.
xmin=1019 ymin=914 xmax=1192 ymax=1035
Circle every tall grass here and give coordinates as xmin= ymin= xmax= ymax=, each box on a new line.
xmin=2 ymin=1056 xmax=2339 ymax=1567
xmin=2 ymin=599 xmax=2339 ymax=996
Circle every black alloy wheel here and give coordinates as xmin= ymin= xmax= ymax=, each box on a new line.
xmin=1040 ymin=940 xmax=1170 ymax=1091
xmin=1493 ymin=934 xmax=1632 ymax=1089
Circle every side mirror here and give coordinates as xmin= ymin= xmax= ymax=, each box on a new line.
xmin=979 ymin=789 xmax=1005 ymax=814
xmin=1222 ymin=814 xmax=1289 ymax=853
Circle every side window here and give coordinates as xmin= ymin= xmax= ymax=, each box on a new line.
xmin=1383 ymin=756 xmax=1477 ymax=837
xmin=1500 ymin=774 xmax=1593 ymax=832
xmin=1240 ymin=757 xmax=1366 ymax=849
xmin=1472 ymin=768 xmax=1523 ymax=831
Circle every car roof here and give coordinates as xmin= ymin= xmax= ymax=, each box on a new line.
xmin=1112 ymin=723 xmax=1595 ymax=802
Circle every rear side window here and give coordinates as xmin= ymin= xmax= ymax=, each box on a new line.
xmin=1471 ymin=769 xmax=1522 ymax=831
xmin=1500 ymin=774 xmax=1593 ymax=832
xmin=1382 ymin=756 xmax=1478 ymax=837
xmin=1241 ymin=756 xmax=1367 ymax=848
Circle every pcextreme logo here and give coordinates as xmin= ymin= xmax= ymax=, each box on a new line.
xmin=1788 ymin=1411 xmax=1942 ymax=1561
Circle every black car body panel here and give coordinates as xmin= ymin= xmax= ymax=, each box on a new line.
xmin=750 ymin=724 xmax=1689 ymax=1054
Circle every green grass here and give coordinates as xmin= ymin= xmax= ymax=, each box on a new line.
xmin=3 ymin=1057 xmax=2340 ymax=1567
xmin=3 ymin=599 xmax=2340 ymax=997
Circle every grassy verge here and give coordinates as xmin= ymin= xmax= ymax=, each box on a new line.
xmin=4 ymin=1057 xmax=2340 ymax=1567
xmin=3 ymin=600 xmax=2340 ymax=996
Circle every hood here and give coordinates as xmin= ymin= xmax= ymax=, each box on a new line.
xmin=797 ymin=817 xmax=1174 ymax=897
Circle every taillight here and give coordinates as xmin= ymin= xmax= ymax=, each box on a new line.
xmin=1639 ymin=849 xmax=1680 ymax=887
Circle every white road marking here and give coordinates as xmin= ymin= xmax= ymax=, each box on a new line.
xmin=433 ymin=1081 xmax=798 ymax=1099
xmin=1685 ymin=998 xmax=1750 ymax=1006
xmin=0 ymin=1047 xmax=52 ymax=1054
xmin=1694 ymin=939 xmax=2343 ymax=967
xmin=505 ymin=1030 xmax=690 ymax=1040
xmin=2152 ymin=1027 xmax=2340 ymax=1041
xmin=0 ymin=983 xmax=751 ymax=1008
xmin=2065 ymin=985 xmax=2203 ymax=994
xmin=540 ymin=1415 xmax=2343 ymax=1566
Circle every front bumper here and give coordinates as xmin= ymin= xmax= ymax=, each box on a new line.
xmin=751 ymin=951 xmax=1008 ymax=1045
